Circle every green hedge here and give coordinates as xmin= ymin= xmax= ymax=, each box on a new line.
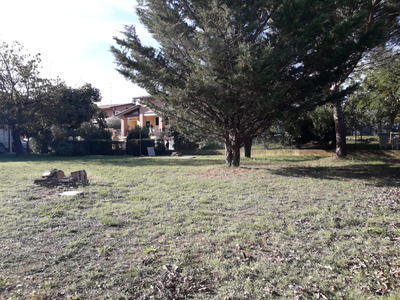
xmin=53 ymin=141 xmax=87 ymax=156
xmin=88 ymin=140 xmax=126 ymax=155
xmin=126 ymin=139 xmax=155 ymax=156
xmin=53 ymin=140 xmax=125 ymax=156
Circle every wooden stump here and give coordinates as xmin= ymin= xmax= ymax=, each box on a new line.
xmin=34 ymin=169 xmax=88 ymax=188
xmin=70 ymin=170 xmax=87 ymax=184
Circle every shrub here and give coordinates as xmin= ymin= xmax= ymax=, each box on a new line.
xmin=127 ymin=125 xmax=149 ymax=140
xmin=53 ymin=141 xmax=86 ymax=156
xmin=126 ymin=139 xmax=155 ymax=156
xmin=284 ymin=117 xmax=315 ymax=147
xmin=309 ymin=106 xmax=336 ymax=148
xmin=169 ymin=126 xmax=198 ymax=151
xmin=155 ymin=139 xmax=166 ymax=155
xmin=54 ymin=141 xmax=74 ymax=156
xmin=88 ymin=140 xmax=125 ymax=155
xmin=78 ymin=122 xmax=112 ymax=140
xmin=30 ymin=131 xmax=52 ymax=154
xmin=88 ymin=140 xmax=113 ymax=155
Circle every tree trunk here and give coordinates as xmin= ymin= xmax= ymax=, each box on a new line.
xmin=225 ymin=142 xmax=233 ymax=167
xmin=232 ymin=142 xmax=241 ymax=167
xmin=333 ymin=101 xmax=347 ymax=158
xmin=244 ymin=138 xmax=252 ymax=158
xmin=11 ymin=128 xmax=23 ymax=156
xmin=225 ymin=138 xmax=241 ymax=167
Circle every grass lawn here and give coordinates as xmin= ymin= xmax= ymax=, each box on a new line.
xmin=1 ymin=153 xmax=400 ymax=299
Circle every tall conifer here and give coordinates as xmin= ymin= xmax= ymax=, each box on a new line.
xmin=112 ymin=0 xmax=399 ymax=166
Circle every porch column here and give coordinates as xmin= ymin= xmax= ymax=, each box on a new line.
xmin=121 ymin=118 xmax=128 ymax=136
xmin=139 ymin=107 xmax=145 ymax=127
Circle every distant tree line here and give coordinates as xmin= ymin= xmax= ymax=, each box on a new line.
xmin=0 ymin=41 xmax=108 ymax=155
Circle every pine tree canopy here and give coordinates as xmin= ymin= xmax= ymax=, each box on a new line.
xmin=111 ymin=0 xmax=400 ymax=166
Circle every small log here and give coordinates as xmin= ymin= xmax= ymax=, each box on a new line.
xmin=34 ymin=177 xmax=80 ymax=188
xmin=42 ymin=169 xmax=65 ymax=178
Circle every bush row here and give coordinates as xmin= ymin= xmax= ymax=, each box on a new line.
xmin=54 ymin=140 xmax=126 ymax=156
xmin=53 ymin=139 xmax=167 ymax=156
xmin=126 ymin=139 xmax=155 ymax=156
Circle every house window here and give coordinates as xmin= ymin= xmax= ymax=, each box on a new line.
xmin=155 ymin=117 xmax=159 ymax=126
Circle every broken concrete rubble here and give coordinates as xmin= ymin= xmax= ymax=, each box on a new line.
xmin=59 ymin=191 xmax=84 ymax=197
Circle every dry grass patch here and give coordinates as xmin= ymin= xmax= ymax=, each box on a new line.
xmin=0 ymin=154 xmax=400 ymax=299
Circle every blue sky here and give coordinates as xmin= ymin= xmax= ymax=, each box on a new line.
xmin=0 ymin=0 xmax=156 ymax=105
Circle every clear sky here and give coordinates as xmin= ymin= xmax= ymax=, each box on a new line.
xmin=0 ymin=0 xmax=155 ymax=105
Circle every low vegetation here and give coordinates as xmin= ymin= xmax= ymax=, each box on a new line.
xmin=0 ymin=153 xmax=400 ymax=299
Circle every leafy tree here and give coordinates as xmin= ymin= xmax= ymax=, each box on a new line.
xmin=127 ymin=125 xmax=149 ymax=140
xmin=53 ymin=82 xmax=102 ymax=131
xmin=0 ymin=41 xmax=52 ymax=155
xmin=277 ymin=106 xmax=335 ymax=148
xmin=350 ymin=51 xmax=400 ymax=133
xmin=281 ymin=114 xmax=315 ymax=148
xmin=0 ymin=41 xmax=103 ymax=155
xmin=344 ymin=96 xmax=377 ymax=137
xmin=169 ymin=125 xmax=197 ymax=151
xmin=112 ymin=0 xmax=399 ymax=166
xmin=107 ymin=116 xmax=122 ymax=130
xmin=77 ymin=121 xmax=112 ymax=140
xmin=309 ymin=105 xmax=336 ymax=148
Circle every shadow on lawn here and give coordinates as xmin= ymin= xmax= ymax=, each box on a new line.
xmin=270 ymin=164 xmax=400 ymax=187
xmin=243 ymin=155 xmax=326 ymax=163
xmin=0 ymin=154 xmax=225 ymax=167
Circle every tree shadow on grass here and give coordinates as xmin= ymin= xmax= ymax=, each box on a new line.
xmin=0 ymin=154 xmax=225 ymax=167
xmin=95 ymin=156 xmax=226 ymax=167
xmin=242 ymin=155 xmax=326 ymax=164
xmin=269 ymin=164 xmax=400 ymax=187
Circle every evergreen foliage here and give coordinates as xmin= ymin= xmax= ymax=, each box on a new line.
xmin=112 ymin=0 xmax=400 ymax=166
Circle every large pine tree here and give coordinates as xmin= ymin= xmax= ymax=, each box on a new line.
xmin=329 ymin=0 xmax=400 ymax=158
xmin=112 ymin=0 xmax=398 ymax=167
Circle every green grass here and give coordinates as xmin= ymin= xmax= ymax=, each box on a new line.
xmin=0 ymin=153 xmax=400 ymax=299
